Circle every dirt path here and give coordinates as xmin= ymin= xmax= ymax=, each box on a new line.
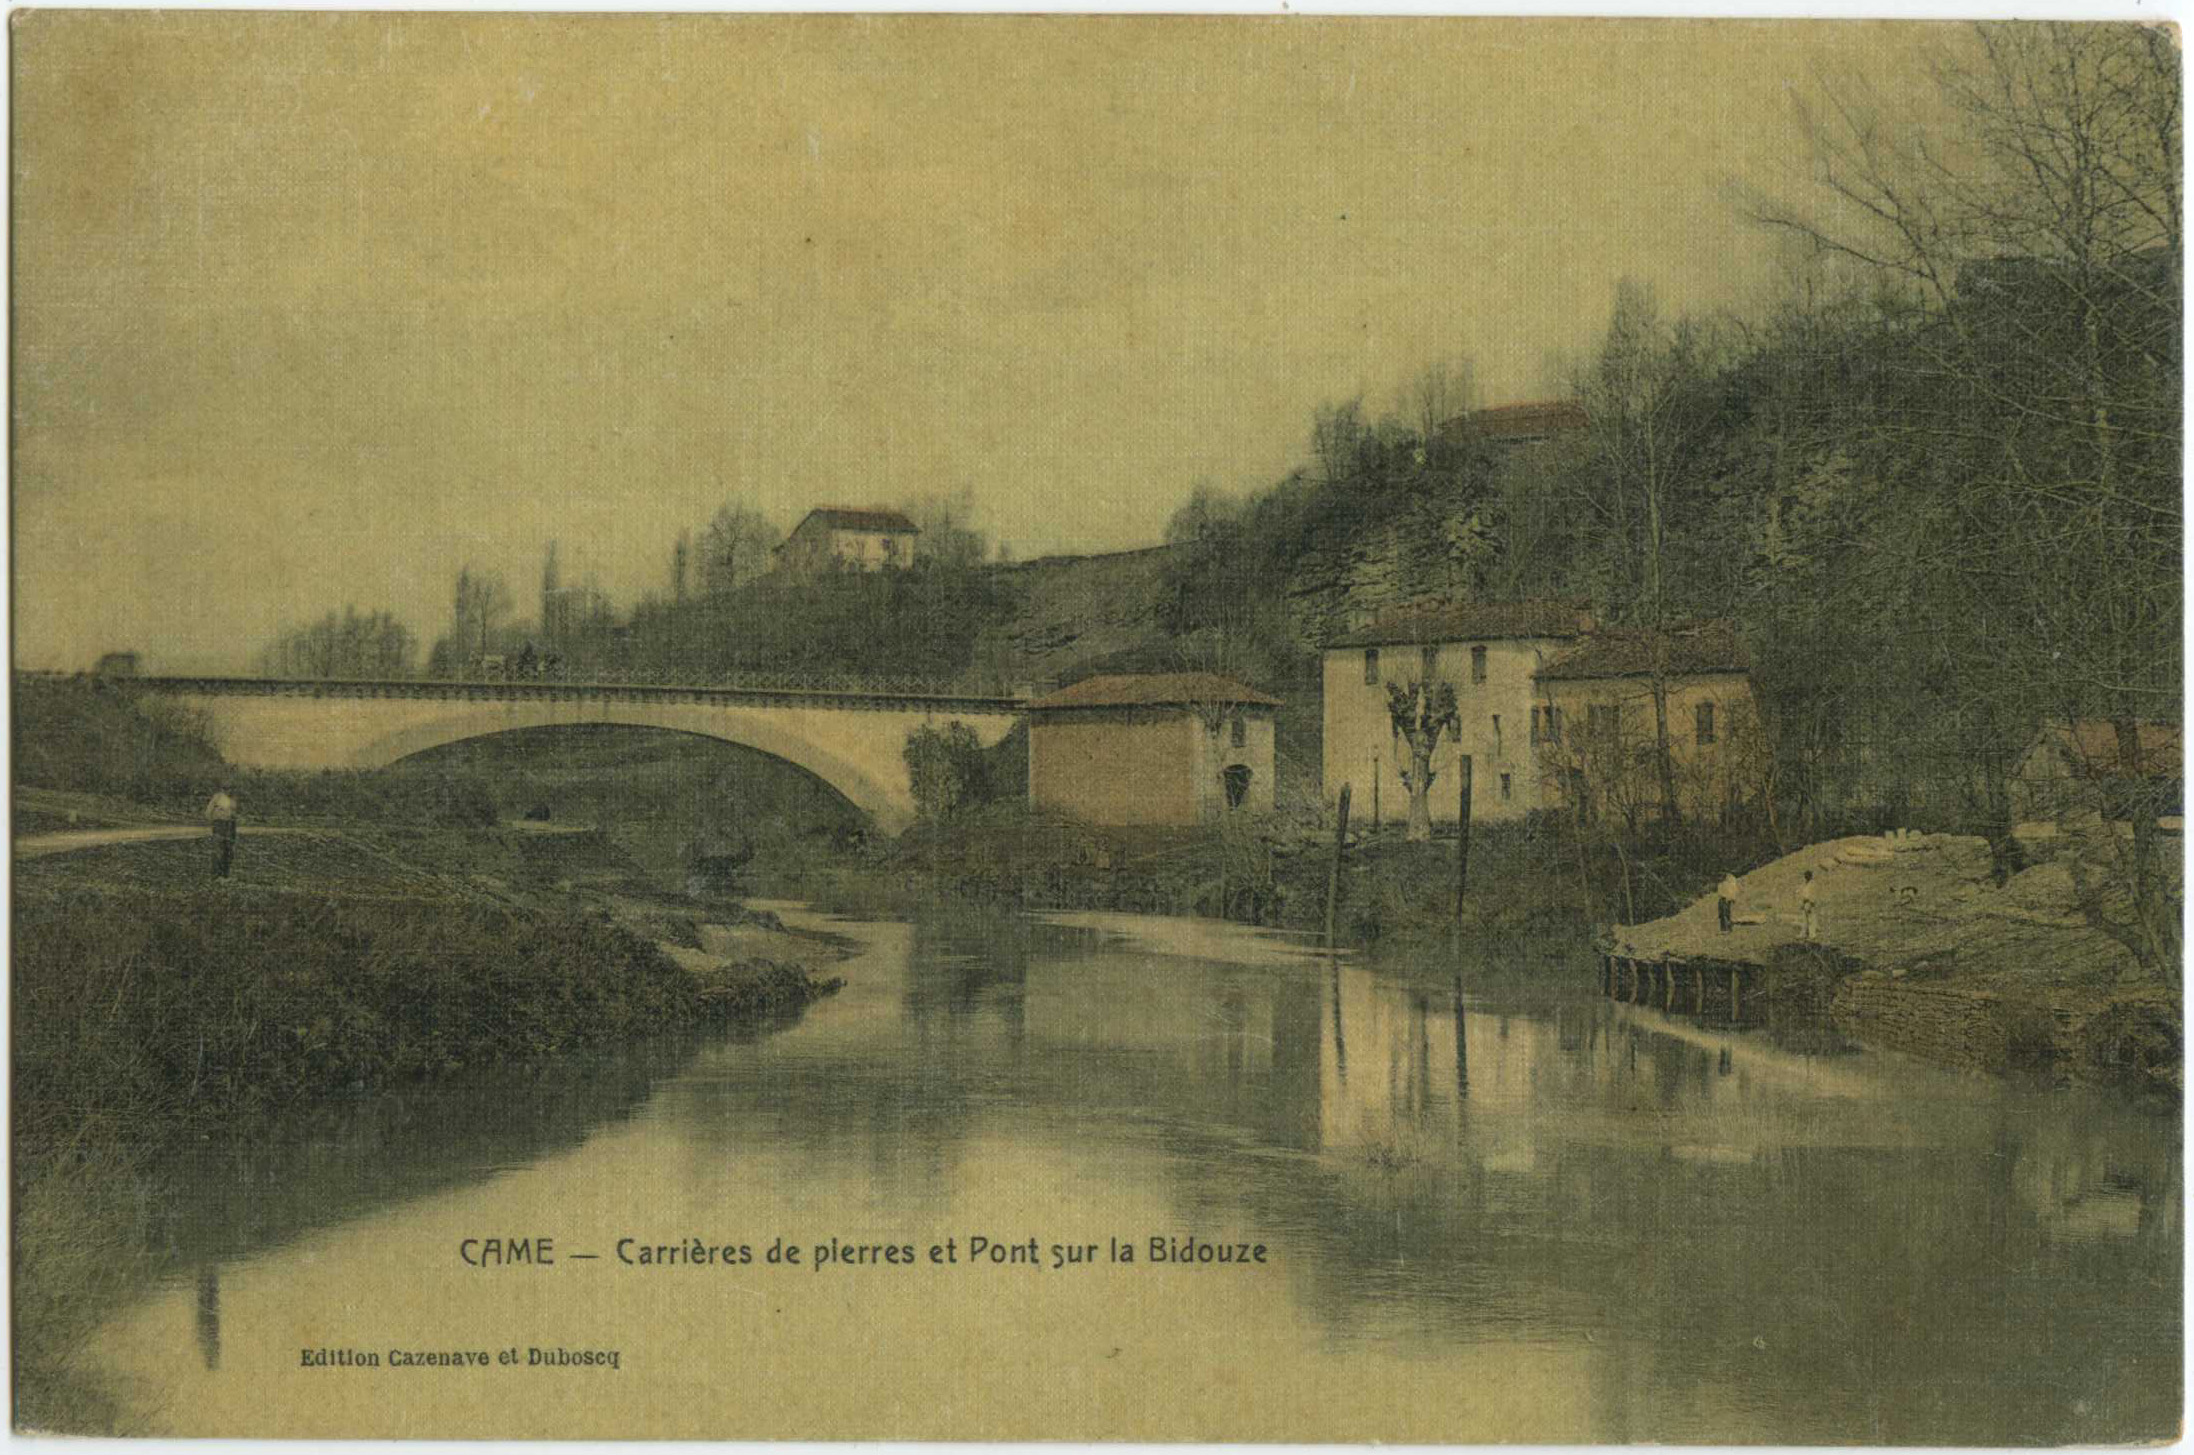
xmin=14 ymin=825 xmax=314 ymax=859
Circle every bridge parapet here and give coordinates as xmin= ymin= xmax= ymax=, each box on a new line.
xmin=127 ymin=672 xmax=1033 ymax=715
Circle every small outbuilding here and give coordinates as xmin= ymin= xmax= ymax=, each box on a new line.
xmin=2012 ymin=720 xmax=2183 ymax=822
xmin=1026 ymin=673 xmax=1279 ymax=826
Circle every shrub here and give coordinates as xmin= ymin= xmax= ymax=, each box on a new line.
xmin=12 ymin=678 xmax=223 ymax=804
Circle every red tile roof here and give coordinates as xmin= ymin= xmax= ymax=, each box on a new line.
xmin=1325 ymin=599 xmax=1595 ymax=649
xmin=1538 ymin=619 xmax=1751 ymax=681
xmin=1463 ymin=399 xmax=1588 ymax=441
xmin=1028 ymin=673 xmax=1281 ymax=711
xmin=795 ymin=506 xmax=921 ymax=535
xmin=2038 ymin=721 xmax=2182 ymax=778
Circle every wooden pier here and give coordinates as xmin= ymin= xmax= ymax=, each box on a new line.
xmin=1598 ymin=950 xmax=1767 ymax=1026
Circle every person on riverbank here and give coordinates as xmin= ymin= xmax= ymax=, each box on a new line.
xmin=206 ymin=786 xmax=238 ymax=880
xmin=1799 ymin=870 xmax=1818 ymax=942
xmin=1717 ymin=872 xmax=1739 ymax=933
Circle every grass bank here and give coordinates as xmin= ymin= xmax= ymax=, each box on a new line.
xmin=748 ymin=801 xmax=1733 ymax=980
xmin=13 ymin=801 xmax=846 ymax=1436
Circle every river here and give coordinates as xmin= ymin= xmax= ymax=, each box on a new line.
xmin=86 ymin=907 xmax=2181 ymax=1442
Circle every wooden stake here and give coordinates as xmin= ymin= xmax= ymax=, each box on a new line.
xmin=1325 ymin=784 xmax=1351 ymax=951
xmin=1454 ymin=754 xmax=1474 ymax=928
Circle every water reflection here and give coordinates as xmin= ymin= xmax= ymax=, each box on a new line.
xmin=194 ymin=1266 xmax=220 ymax=1372
xmin=89 ymin=909 xmax=2179 ymax=1444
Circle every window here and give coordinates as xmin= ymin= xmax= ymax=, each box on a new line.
xmin=1696 ymin=700 xmax=1717 ymax=745
xmin=1535 ymin=705 xmax=1561 ymax=745
xmin=1222 ymin=763 xmax=1253 ymax=810
xmin=1589 ymin=703 xmax=1618 ymax=740
xmin=1421 ymin=645 xmax=1439 ymax=678
xmin=1500 ymin=772 xmax=1513 ymax=801
xmin=1230 ymin=713 xmax=1246 ymax=749
xmin=1363 ymin=648 xmax=1380 ymax=685
xmin=1471 ymin=645 xmax=1488 ymax=684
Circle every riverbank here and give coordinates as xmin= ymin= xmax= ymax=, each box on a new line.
xmin=1605 ymin=829 xmax=2183 ymax=1095
xmin=761 ymin=804 xmax=2183 ymax=1093
xmin=755 ymin=801 xmax=1663 ymax=974
xmin=12 ymin=820 xmax=850 ymax=1434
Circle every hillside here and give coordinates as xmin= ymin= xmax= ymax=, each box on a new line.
xmin=975 ymin=544 xmax=1181 ymax=681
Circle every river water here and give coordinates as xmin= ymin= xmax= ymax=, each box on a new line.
xmin=89 ymin=908 xmax=2180 ymax=1442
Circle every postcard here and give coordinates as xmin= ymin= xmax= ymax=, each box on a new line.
xmin=10 ymin=11 xmax=2182 ymax=1442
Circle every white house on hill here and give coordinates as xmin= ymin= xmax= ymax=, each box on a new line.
xmin=775 ymin=507 xmax=921 ymax=576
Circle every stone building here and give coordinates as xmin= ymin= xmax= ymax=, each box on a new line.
xmin=1532 ymin=619 xmax=1763 ymax=824
xmin=2011 ymin=720 xmax=2182 ymax=823
xmin=1321 ymin=600 xmax=1596 ymax=827
xmin=1026 ymin=673 xmax=1279 ymax=826
xmin=775 ymin=507 xmax=921 ymax=576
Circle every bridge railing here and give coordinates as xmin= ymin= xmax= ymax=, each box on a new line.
xmin=80 ymin=665 xmax=1048 ymax=702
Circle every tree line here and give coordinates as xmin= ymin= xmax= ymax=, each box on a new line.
xmin=1159 ymin=23 xmax=2179 ymax=966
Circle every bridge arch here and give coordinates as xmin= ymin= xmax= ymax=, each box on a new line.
xmin=346 ymin=703 xmax=910 ymax=831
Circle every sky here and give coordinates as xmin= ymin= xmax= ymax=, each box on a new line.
xmin=12 ymin=13 xmax=1957 ymax=673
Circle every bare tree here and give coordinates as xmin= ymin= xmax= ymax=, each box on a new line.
xmin=1407 ymin=355 xmax=1478 ymax=442
xmin=699 ymin=502 xmax=781 ymax=594
xmin=259 ymin=607 xmax=416 ymax=679
xmin=1568 ymin=281 xmax=1730 ymax=827
xmin=452 ymin=566 xmax=514 ymax=667
xmin=1387 ymin=678 xmax=1460 ymax=843
xmin=905 ymin=488 xmax=989 ymax=570
xmin=1164 ymin=478 xmax=1238 ymax=544
xmin=1742 ymin=20 xmax=2181 ymax=973
xmin=1311 ymin=397 xmax=1369 ymax=486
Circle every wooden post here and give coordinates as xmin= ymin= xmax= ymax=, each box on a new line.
xmin=1693 ymin=962 xmax=1705 ymax=1015
xmin=1602 ymin=954 xmax=1613 ymax=997
xmin=1324 ymin=784 xmax=1352 ymax=950
xmin=1729 ymin=967 xmax=1743 ymax=1023
xmin=1452 ymin=971 xmax=1469 ymax=1099
xmin=1662 ymin=956 xmax=1676 ymax=1010
xmin=1454 ymin=754 xmax=1474 ymax=928
xmin=1372 ymin=755 xmax=1381 ymax=834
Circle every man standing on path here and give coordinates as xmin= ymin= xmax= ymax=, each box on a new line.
xmin=206 ymin=786 xmax=238 ymax=880
xmin=1717 ymin=872 xmax=1739 ymax=933
xmin=1799 ymin=870 xmax=1818 ymax=942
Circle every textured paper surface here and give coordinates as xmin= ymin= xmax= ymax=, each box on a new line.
xmin=11 ymin=12 xmax=2182 ymax=1443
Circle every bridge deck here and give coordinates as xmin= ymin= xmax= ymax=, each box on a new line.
xmin=122 ymin=674 xmax=1028 ymax=713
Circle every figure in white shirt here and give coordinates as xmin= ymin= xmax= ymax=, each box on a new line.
xmin=206 ymin=787 xmax=238 ymax=881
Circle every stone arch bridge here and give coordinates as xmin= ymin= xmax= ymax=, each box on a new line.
xmin=134 ymin=676 xmax=1027 ymax=834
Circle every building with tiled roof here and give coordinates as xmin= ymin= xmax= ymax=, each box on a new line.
xmin=1432 ymin=399 xmax=1589 ymax=455
xmin=1460 ymin=399 xmax=1589 ymax=448
xmin=1027 ymin=673 xmax=1280 ymax=711
xmin=1027 ymin=673 xmax=1278 ymax=825
xmin=1533 ymin=619 xmax=1764 ymax=825
xmin=1537 ymin=618 xmax=1751 ymax=680
xmin=1322 ymin=600 xmax=1596 ymax=826
xmin=776 ymin=506 xmax=922 ymax=577
xmin=2013 ymin=720 xmax=2183 ymax=822
xmin=1324 ymin=599 xmax=1596 ymax=650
